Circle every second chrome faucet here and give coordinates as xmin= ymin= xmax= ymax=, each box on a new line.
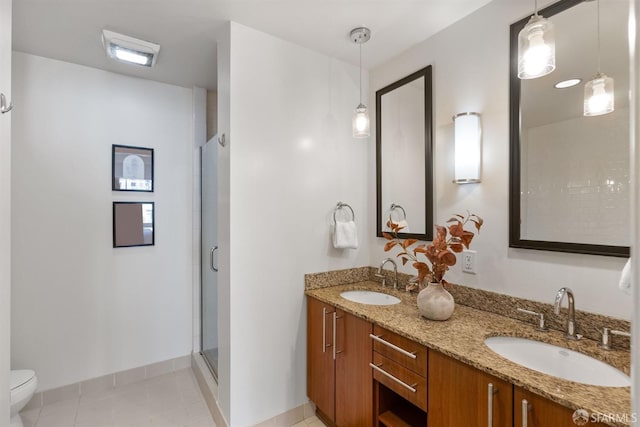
xmin=554 ymin=287 xmax=579 ymax=340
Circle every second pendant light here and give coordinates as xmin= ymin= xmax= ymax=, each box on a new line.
xmin=584 ymin=0 xmax=614 ymax=116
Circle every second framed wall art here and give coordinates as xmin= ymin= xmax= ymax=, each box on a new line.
xmin=112 ymin=144 xmax=154 ymax=192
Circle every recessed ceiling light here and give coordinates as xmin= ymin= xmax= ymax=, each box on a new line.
xmin=554 ymin=78 xmax=582 ymax=89
xmin=102 ymin=30 xmax=160 ymax=67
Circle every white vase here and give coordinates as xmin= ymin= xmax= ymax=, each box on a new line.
xmin=417 ymin=282 xmax=455 ymax=321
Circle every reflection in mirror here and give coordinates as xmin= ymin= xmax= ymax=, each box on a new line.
xmin=113 ymin=202 xmax=155 ymax=248
xmin=376 ymin=66 xmax=433 ymax=241
xmin=509 ymin=0 xmax=629 ymax=257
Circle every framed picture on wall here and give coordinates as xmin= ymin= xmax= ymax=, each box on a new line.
xmin=112 ymin=144 xmax=154 ymax=192
xmin=113 ymin=202 xmax=155 ymax=248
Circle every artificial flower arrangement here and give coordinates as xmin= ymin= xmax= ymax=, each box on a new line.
xmin=382 ymin=211 xmax=483 ymax=320
xmin=383 ymin=211 xmax=483 ymax=287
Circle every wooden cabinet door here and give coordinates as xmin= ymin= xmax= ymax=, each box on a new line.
xmin=335 ymin=309 xmax=373 ymax=427
xmin=514 ymin=387 xmax=608 ymax=427
xmin=428 ymin=351 xmax=512 ymax=427
xmin=307 ymin=297 xmax=336 ymax=422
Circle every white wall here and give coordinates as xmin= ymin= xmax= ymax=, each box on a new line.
xmin=214 ymin=22 xmax=231 ymax=424
xmin=523 ymin=110 xmax=630 ymax=246
xmin=0 ymin=0 xmax=11 ymax=422
xmin=216 ymin=22 xmax=370 ymax=426
xmin=369 ymin=0 xmax=631 ymax=319
xmin=629 ymin=0 xmax=639 ymax=420
xmin=11 ymin=52 xmax=194 ymax=391
xmin=192 ymin=86 xmax=207 ymax=354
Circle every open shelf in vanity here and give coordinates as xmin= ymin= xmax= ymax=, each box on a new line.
xmin=370 ymin=324 xmax=428 ymax=426
xmin=376 ymin=382 xmax=427 ymax=427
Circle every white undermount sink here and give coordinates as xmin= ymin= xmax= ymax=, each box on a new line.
xmin=484 ymin=336 xmax=630 ymax=387
xmin=339 ymin=290 xmax=401 ymax=306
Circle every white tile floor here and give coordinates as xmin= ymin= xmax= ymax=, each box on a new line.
xmin=292 ymin=416 xmax=326 ymax=427
xmin=19 ymin=369 xmax=216 ymax=427
xmin=19 ymin=368 xmax=326 ymax=427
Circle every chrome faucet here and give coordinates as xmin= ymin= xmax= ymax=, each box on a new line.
xmin=599 ymin=327 xmax=631 ymax=350
xmin=554 ymin=287 xmax=578 ymax=340
xmin=375 ymin=258 xmax=398 ymax=289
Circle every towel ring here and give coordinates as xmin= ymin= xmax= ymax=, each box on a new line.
xmin=390 ymin=203 xmax=407 ymax=220
xmin=333 ymin=202 xmax=355 ymax=223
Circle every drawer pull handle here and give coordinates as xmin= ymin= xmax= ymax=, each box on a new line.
xmin=369 ymin=363 xmax=417 ymax=393
xmin=322 ymin=308 xmax=335 ymax=353
xmin=369 ymin=334 xmax=417 ymax=359
xmin=333 ymin=312 xmax=337 ymax=360
xmin=488 ymin=383 xmax=498 ymax=427
xmin=522 ymin=399 xmax=530 ymax=427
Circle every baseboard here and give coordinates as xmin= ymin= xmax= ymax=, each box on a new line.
xmin=23 ymin=354 xmax=192 ymax=411
xmin=252 ymin=401 xmax=316 ymax=427
xmin=191 ymin=352 xmax=316 ymax=427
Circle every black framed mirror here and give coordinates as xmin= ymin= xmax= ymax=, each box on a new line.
xmin=509 ymin=0 xmax=629 ymax=257
xmin=113 ymin=202 xmax=155 ymax=248
xmin=376 ymin=65 xmax=433 ymax=241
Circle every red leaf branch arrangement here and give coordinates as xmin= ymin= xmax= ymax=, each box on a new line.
xmin=383 ymin=212 xmax=483 ymax=288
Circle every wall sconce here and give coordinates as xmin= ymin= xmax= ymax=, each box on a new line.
xmin=453 ymin=112 xmax=482 ymax=184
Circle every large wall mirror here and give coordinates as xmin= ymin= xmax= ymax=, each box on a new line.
xmin=509 ymin=0 xmax=630 ymax=257
xmin=376 ymin=66 xmax=433 ymax=241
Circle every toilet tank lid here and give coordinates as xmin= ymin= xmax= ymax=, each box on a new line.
xmin=10 ymin=370 xmax=35 ymax=390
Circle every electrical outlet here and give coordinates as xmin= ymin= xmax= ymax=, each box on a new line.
xmin=462 ymin=250 xmax=477 ymax=274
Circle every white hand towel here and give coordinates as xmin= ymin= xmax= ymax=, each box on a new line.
xmin=333 ymin=220 xmax=358 ymax=249
xmin=619 ymin=258 xmax=631 ymax=294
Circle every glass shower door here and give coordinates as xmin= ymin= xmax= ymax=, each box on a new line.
xmin=201 ymin=138 xmax=218 ymax=378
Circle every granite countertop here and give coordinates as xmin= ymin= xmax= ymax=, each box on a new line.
xmin=305 ymin=281 xmax=631 ymax=427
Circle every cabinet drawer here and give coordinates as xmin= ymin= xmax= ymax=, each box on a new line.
xmin=372 ymin=353 xmax=427 ymax=411
xmin=372 ymin=325 xmax=427 ymax=377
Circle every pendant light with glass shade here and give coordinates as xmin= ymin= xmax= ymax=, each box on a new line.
xmin=517 ymin=0 xmax=556 ymax=79
xmin=584 ymin=0 xmax=614 ymax=116
xmin=351 ymin=27 xmax=371 ymax=138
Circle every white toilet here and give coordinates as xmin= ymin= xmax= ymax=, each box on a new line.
xmin=10 ymin=370 xmax=37 ymax=427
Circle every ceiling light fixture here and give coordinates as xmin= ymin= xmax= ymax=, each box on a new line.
xmin=102 ymin=30 xmax=160 ymax=68
xmin=350 ymin=27 xmax=371 ymax=138
xmin=584 ymin=0 xmax=614 ymax=116
xmin=517 ymin=0 xmax=556 ymax=79
xmin=554 ymin=78 xmax=582 ymax=89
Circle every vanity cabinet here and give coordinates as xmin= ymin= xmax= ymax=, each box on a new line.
xmin=428 ymin=351 xmax=512 ymax=427
xmin=514 ymin=387 xmax=607 ymax=427
xmin=307 ymin=292 xmax=615 ymax=427
xmin=372 ymin=326 xmax=428 ymax=426
xmin=307 ymin=297 xmax=373 ymax=426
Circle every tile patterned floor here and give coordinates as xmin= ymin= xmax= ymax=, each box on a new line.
xmin=19 ymin=369 xmax=216 ymax=427
xmin=19 ymin=368 xmax=326 ymax=427
xmin=292 ymin=416 xmax=326 ymax=427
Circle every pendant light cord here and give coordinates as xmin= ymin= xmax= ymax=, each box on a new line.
xmin=359 ymin=42 xmax=362 ymax=104
xmin=596 ymin=0 xmax=601 ymax=72
xmin=534 ymin=0 xmax=538 ymax=16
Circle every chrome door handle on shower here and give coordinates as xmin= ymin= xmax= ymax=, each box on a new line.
xmin=0 ymin=93 xmax=12 ymax=114
xmin=210 ymin=246 xmax=218 ymax=272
